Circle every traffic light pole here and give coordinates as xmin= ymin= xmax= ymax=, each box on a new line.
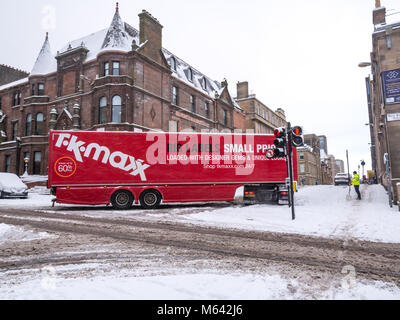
xmin=287 ymin=122 xmax=295 ymax=220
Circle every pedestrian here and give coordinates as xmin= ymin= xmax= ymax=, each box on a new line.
xmin=352 ymin=171 xmax=361 ymax=200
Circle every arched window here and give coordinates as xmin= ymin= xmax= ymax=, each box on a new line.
xmin=170 ymin=57 xmax=176 ymax=71
xmin=112 ymin=95 xmax=122 ymax=123
xmin=99 ymin=97 xmax=107 ymax=124
xmin=187 ymin=68 xmax=193 ymax=82
xmin=35 ymin=113 xmax=44 ymax=135
xmin=26 ymin=114 xmax=32 ymax=136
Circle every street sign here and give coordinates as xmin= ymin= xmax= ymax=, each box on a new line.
xmin=382 ymin=68 xmax=400 ymax=105
xmin=387 ymin=113 xmax=400 ymax=122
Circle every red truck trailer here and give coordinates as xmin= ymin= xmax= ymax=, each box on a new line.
xmin=48 ymin=130 xmax=297 ymax=209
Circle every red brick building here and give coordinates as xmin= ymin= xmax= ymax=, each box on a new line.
xmin=0 ymin=5 xmax=244 ymax=175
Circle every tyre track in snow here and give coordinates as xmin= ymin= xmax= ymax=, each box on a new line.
xmin=0 ymin=208 xmax=400 ymax=284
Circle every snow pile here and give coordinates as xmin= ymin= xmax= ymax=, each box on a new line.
xmin=0 ymin=224 xmax=53 ymax=244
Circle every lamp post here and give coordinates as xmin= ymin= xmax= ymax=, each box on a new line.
xmin=23 ymin=157 xmax=29 ymax=177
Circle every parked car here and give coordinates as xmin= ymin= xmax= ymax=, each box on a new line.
xmin=334 ymin=173 xmax=350 ymax=186
xmin=0 ymin=173 xmax=29 ymax=199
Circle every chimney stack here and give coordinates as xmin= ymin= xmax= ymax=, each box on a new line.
xmin=236 ymin=81 xmax=249 ymax=99
xmin=373 ymin=0 xmax=386 ymax=25
xmin=139 ymin=10 xmax=163 ymax=64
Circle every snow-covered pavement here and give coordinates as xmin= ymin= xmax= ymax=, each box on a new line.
xmin=170 ymin=184 xmax=400 ymax=243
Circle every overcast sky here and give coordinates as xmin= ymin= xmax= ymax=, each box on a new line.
xmin=1 ymin=0 xmax=399 ymax=173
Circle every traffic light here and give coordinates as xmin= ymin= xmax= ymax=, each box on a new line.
xmin=273 ymin=127 xmax=287 ymax=158
xmin=291 ymin=126 xmax=304 ymax=147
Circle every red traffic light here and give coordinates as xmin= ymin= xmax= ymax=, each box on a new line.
xmin=292 ymin=126 xmax=302 ymax=136
xmin=274 ymin=128 xmax=285 ymax=138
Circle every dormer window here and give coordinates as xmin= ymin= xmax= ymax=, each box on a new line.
xmin=170 ymin=57 xmax=176 ymax=71
xmin=187 ymin=68 xmax=193 ymax=82
xmin=202 ymin=77 xmax=207 ymax=91
xmin=223 ymin=109 xmax=228 ymax=126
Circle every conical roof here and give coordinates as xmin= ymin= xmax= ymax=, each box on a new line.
xmin=31 ymin=33 xmax=57 ymax=76
xmin=101 ymin=3 xmax=130 ymax=50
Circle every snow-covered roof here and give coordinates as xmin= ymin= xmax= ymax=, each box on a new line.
xmin=162 ymin=48 xmax=222 ymax=98
xmin=162 ymin=48 xmax=242 ymax=110
xmin=320 ymin=149 xmax=328 ymax=160
xmin=31 ymin=34 xmax=57 ymax=76
xmin=0 ymin=77 xmax=29 ymax=91
xmin=60 ymin=108 xmax=73 ymax=120
xmin=1 ymin=8 xmax=239 ymax=110
xmin=298 ymin=144 xmax=313 ymax=153
xmin=101 ymin=8 xmax=137 ymax=51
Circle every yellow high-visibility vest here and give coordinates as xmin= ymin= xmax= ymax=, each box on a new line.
xmin=352 ymin=174 xmax=360 ymax=186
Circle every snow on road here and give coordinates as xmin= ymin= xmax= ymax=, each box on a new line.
xmin=1 ymin=184 xmax=400 ymax=300
xmin=0 ymin=223 xmax=54 ymax=244
xmin=1 ymin=184 xmax=399 ymax=243
xmin=1 ymin=270 xmax=400 ymax=300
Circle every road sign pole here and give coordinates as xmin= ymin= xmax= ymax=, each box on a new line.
xmin=287 ymin=122 xmax=295 ymax=220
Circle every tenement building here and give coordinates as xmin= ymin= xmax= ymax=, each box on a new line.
xmin=0 ymin=4 xmax=244 ymax=175
xmin=364 ymin=0 xmax=400 ymax=202
xmin=297 ymin=134 xmax=322 ymax=185
xmin=235 ymin=81 xmax=287 ymax=134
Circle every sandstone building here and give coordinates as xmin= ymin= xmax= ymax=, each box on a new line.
xmin=297 ymin=134 xmax=322 ymax=185
xmin=364 ymin=0 xmax=400 ymax=201
xmin=234 ymin=81 xmax=287 ymax=134
xmin=0 ymin=5 xmax=244 ymax=175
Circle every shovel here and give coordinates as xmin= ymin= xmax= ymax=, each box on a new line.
xmin=346 ymin=185 xmax=352 ymax=201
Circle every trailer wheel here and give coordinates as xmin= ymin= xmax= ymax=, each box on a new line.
xmin=140 ymin=190 xmax=162 ymax=209
xmin=111 ymin=190 xmax=134 ymax=210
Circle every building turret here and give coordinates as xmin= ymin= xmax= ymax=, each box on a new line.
xmin=102 ymin=2 xmax=130 ymax=50
xmin=31 ymin=32 xmax=56 ymax=76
